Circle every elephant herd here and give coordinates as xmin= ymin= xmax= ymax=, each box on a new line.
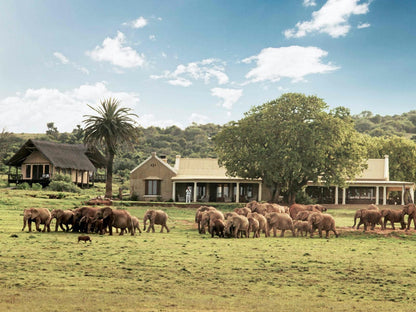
xmin=21 ymin=207 xmax=170 ymax=236
xmin=352 ymin=203 xmax=416 ymax=232
xmin=195 ymin=201 xmax=339 ymax=239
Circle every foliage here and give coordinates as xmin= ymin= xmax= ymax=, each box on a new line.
xmin=31 ymin=183 xmax=43 ymax=191
xmin=51 ymin=173 xmax=72 ymax=183
xmin=83 ymin=98 xmax=139 ymax=198
xmin=47 ymin=181 xmax=81 ymax=193
xmin=16 ymin=182 xmax=30 ymax=190
xmin=353 ymin=110 xmax=416 ymax=140
xmin=365 ymin=135 xmax=416 ymax=182
xmin=214 ymin=93 xmax=368 ymax=203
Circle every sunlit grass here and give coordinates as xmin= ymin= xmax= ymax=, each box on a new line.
xmin=1 ymin=189 xmax=416 ymax=311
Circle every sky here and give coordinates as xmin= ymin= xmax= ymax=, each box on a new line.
xmin=1 ymin=0 xmax=416 ymax=133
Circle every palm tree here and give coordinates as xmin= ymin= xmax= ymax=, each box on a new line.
xmin=83 ymin=98 xmax=138 ymax=198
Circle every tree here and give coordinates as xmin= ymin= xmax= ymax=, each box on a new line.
xmin=46 ymin=122 xmax=59 ymax=140
xmin=214 ymin=93 xmax=368 ymax=203
xmin=366 ymin=135 xmax=416 ymax=182
xmin=83 ymin=98 xmax=139 ymax=198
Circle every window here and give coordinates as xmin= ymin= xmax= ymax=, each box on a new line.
xmin=25 ymin=165 xmax=31 ymax=179
xmin=145 ymin=180 xmax=160 ymax=195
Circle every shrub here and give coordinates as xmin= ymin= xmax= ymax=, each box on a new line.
xmin=295 ymin=191 xmax=316 ymax=205
xmin=47 ymin=181 xmax=80 ymax=193
xmin=16 ymin=182 xmax=30 ymax=190
xmin=31 ymin=183 xmax=43 ymax=191
xmin=52 ymin=174 xmax=71 ymax=183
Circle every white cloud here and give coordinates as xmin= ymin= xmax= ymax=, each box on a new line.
xmin=357 ymin=22 xmax=371 ymax=29
xmin=303 ymin=0 xmax=317 ymax=7
xmin=53 ymin=52 xmax=69 ymax=64
xmin=0 ymin=82 xmax=140 ymax=133
xmin=53 ymin=52 xmax=89 ymax=74
xmin=168 ymin=78 xmax=192 ymax=87
xmin=86 ymin=31 xmax=145 ymax=68
xmin=211 ymin=88 xmax=243 ymax=110
xmin=140 ymin=114 xmax=184 ymax=129
xmin=123 ymin=16 xmax=148 ymax=29
xmin=150 ymin=58 xmax=229 ymax=87
xmin=188 ymin=113 xmax=210 ymax=125
xmin=242 ymin=46 xmax=339 ymax=83
xmin=149 ymin=35 xmax=156 ymax=41
xmin=285 ymin=0 xmax=371 ymax=38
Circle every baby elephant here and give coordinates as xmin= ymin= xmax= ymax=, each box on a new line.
xmin=293 ymin=220 xmax=310 ymax=237
xmin=78 ymin=235 xmax=92 ymax=243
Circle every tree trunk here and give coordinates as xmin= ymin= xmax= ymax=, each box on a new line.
xmin=105 ymin=152 xmax=114 ymax=199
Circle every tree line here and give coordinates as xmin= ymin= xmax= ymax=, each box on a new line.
xmin=1 ymin=94 xmax=416 ymax=202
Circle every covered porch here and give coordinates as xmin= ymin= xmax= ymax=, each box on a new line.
xmin=307 ymin=181 xmax=415 ymax=205
xmin=172 ymin=179 xmax=262 ymax=203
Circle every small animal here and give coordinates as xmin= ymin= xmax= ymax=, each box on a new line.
xmin=78 ymin=235 xmax=92 ymax=243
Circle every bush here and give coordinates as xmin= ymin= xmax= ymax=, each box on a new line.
xmin=31 ymin=183 xmax=43 ymax=191
xmin=16 ymin=182 xmax=30 ymax=190
xmin=295 ymin=191 xmax=317 ymax=205
xmin=52 ymin=174 xmax=71 ymax=183
xmin=47 ymin=181 xmax=80 ymax=193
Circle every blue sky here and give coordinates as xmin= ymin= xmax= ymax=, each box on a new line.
xmin=1 ymin=0 xmax=415 ymax=133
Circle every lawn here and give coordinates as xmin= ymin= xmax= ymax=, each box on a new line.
xmin=1 ymin=188 xmax=416 ymax=311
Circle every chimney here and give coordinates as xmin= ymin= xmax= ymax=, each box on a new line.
xmin=384 ymin=155 xmax=389 ymax=181
xmin=160 ymin=155 xmax=167 ymax=163
xmin=174 ymin=155 xmax=181 ymax=170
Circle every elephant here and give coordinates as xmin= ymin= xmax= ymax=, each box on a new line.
xmin=354 ymin=209 xmax=382 ymax=232
xmin=293 ymin=220 xmax=310 ymax=237
xmin=308 ymin=213 xmax=338 ymax=238
xmin=402 ymin=204 xmax=416 ymax=230
xmin=195 ymin=206 xmax=216 ymax=233
xmin=50 ymin=209 xmax=74 ymax=232
xmin=352 ymin=205 xmax=381 ymax=229
xmin=247 ymin=216 xmax=260 ymax=238
xmin=131 ymin=216 xmax=142 ymax=234
xmin=143 ymin=209 xmax=170 ymax=233
xmin=234 ymin=207 xmax=251 ymax=216
xmin=223 ymin=212 xmax=239 ymax=220
xmin=224 ymin=214 xmax=249 ymax=238
xmin=380 ymin=209 xmax=406 ymax=230
xmin=95 ymin=207 xmax=134 ymax=235
xmin=265 ymin=212 xmax=295 ymax=237
xmin=211 ymin=219 xmax=225 ymax=238
xmin=289 ymin=203 xmax=326 ymax=219
xmin=200 ymin=209 xmax=224 ymax=235
xmin=72 ymin=207 xmax=99 ymax=233
xmin=246 ymin=201 xmax=286 ymax=216
xmin=294 ymin=210 xmax=314 ymax=221
xmin=22 ymin=208 xmax=52 ymax=232
xmin=247 ymin=212 xmax=269 ymax=237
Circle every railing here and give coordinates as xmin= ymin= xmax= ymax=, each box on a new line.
xmin=93 ymin=174 xmax=106 ymax=183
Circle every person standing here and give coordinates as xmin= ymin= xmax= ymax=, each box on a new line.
xmin=185 ymin=186 xmax=192 ymax=203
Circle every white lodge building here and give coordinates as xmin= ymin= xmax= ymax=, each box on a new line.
xmin=130 ymin=153 xmax=414 ymax=205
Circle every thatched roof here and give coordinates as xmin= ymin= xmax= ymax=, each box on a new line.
xmin=6 ymin=139 xmax=106 ymax=171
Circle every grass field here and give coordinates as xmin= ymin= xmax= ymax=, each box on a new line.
xmin=1 ymin=188 xmax=416 ymax=311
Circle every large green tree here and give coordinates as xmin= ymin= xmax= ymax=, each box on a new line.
xmin=214 ymin=93 xmax=368 ymax=203
xmin=83 ymin=98 xmax=139 ymax=198
xmin=366 ymin=135 xmax=416 ymax=182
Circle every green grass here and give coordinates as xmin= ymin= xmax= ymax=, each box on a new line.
xmin=1 ymin=189 xmax=416 ymax=311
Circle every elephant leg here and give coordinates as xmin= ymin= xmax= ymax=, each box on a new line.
xmin=22 ymin=219 xmax=27 ymax=231
xmin=383 ymin=220 xmax=387 ymax=230
xmin=333 ymin=228 xmax=339 ymax=238
xmin=273 ymin=226 xmax=277 ymax=237
xmin=160 ymin=224 xmax=164 ymax=233
xmin=55 ymin=221 xmax=59 ymax=232
xmin=325 ymin=230 xmax=329 ymax=238
xmin=318 ymin=228 xmax=322 ymax=238
xmin=234 ymin=225 xmax=240 ymax=238
xmin=391 ymin=221 xmax=395 ymax=230
xmin=165 ymin=224 xmax=170 ymax=233
xmin=280 ymin=229 xmax=285 ymax=237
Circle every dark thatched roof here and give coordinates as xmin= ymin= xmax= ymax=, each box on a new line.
xmin=6 ymin=139 xmax=106 ymax=171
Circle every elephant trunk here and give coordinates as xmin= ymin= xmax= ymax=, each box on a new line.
xmin=143 ymin=217 xmax=147 ymax=231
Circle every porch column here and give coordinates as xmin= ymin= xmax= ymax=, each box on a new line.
xmin=172 ymin=182 xmax=176 ymax=201
xmin=383 ymin=186 xmax=387 ymax=205
xmin=342 ymin=188 xmax=346 ymax=205
xmin=411 ymin=186 xmax=415 ymax=204
xmin=258 ymin=183 xmax=262 ymax=201
xmin=402 ymin=185 xmax=405 ymax=205
xmin=236 ymin=182 xmax=240 ymax=203
xmin=376 ymin=186 xmax=379 ymax=205
xmin=334 ymin=186 xmax=339 ymax=205
xmin=193 ymin=182 xmax=197 ymax=202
